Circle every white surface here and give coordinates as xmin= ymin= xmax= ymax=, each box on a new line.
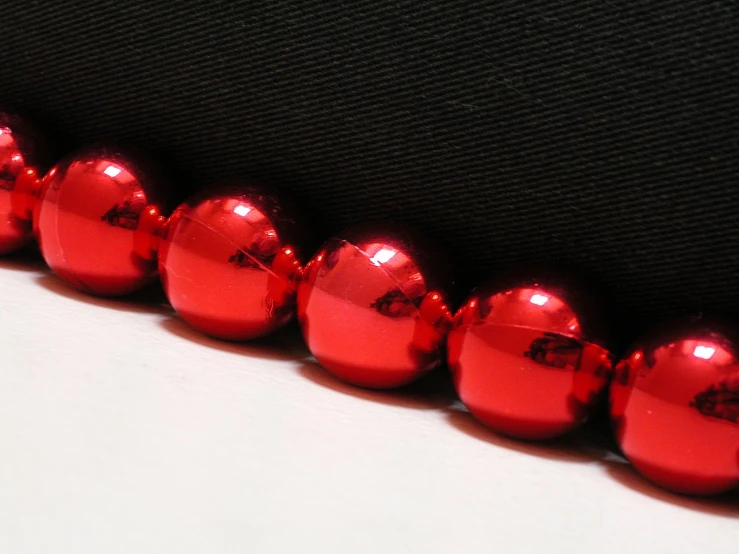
xmin=1 ymin=253 xmax=737 ymax=554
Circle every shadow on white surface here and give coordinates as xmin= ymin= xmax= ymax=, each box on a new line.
xmin=34 ymin=273 xmax=171 ymax=314
xmin=605 ymin=461 xmax=739 ymax=518
xmin=160 ymin=316 xmax=312 ymax=362
xmin=449 ymin=408 xmax=739 ymax=517
xmin=0 ymin=243 xmax=47 ymax=271
xmin=298 ymin=361 xmax=458 ymax=411
xmin=445 ymin=408 xmax=613 ymax=464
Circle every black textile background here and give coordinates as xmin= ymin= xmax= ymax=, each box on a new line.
xmin=1 ymin=1 xmax=736 ymax=344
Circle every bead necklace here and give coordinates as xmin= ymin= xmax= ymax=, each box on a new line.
xmin=1 ymin=111 xmax=737 ymax=497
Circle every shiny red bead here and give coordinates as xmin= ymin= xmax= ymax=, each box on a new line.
xmin=158 ymin=184 xmax=305 ymax=340
xmin=34 ymin=146 xmax=170 ymax=296
xmin=448 ymin=277 xmax=614 ymax=440
xmin=297 ymin=224 xmax=453 ymax=389
xmin=0 ymin=112 xmax=47 ymax=254
xmin=610 ymin=320 xmax=739 ymax=495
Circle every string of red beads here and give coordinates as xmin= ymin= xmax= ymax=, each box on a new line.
xmin=1 ymin=111 xmax=737 ymax=497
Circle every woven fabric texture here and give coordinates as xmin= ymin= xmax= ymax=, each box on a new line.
xmin=0 ymin=1 xmax=736 ymax=342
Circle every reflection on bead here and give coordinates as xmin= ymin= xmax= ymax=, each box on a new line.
xmin=34 ymin=146 xmax=170 ymax=296
xmin=448 ymin=276 xmax=614 ymax=440
xmin=297 ymin=224 xmax=453 ymax=389
xmin=158 ymin=184 xmax=306 ymax=340
xmin=610 ymin=319 xmax=739 ymax=495
xmin=0 ymin=112 xmax=47 ymax=254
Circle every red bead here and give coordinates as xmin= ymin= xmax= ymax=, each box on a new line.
xmin=0 ymin=112 xmax=47 ymax=254
xmin=610 ymin=320 xmax=739 ymax=495
xmin=448 ymin=277 xmax=613 ymax=440
xmin=297 ymin=224 xmax=453 ymax=389
xmin=34 ymin=147 xmax=170 ymax=296
xmin=158 ymin=184 xmax=305 ymax=340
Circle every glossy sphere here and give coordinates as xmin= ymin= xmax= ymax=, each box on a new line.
xmin=35 ymin=147 xmax=169 ymax=296
xmin=611 ymin=320 xmax=739 ymax=495
xmin=297 ymin=225 xmax=453 ymax=389
xmin=0 ymin=112 xmax=46 ymax=254
xmin=448 ymin=278 xmax=613 ymax=440
xmin=159 ymin=185 xmax=305 ymax=340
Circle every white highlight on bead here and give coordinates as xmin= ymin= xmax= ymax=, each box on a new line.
xmin=530 ymin=293 xmax=549 ymax=306
xmin=693 ymin=345 xmax=716 ymax=360
xmin=103 ymin=165 xmax=122 ymax=178
xmin=233 ymin=205 xmax=252 ymax=217
xmin=369 ymin=247 xmax=397 ymax=266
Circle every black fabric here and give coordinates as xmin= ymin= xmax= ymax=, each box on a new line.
xmin=1 ymin=1 xmax=736 ymax=344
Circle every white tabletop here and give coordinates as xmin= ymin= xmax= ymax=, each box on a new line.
xmin=1 ymin=249 xmax=737 ymax=554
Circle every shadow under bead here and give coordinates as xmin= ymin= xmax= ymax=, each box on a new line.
xmin=33 ymin=146 xmax=171 ymax=296
xmin=297 ymin=223 xmax=454 ymax=389
xmin=610 ymin=317 xmax=739 ymax=496
xmin=158 ymin=184 xmax=306 ymax=341
xmin=447 ymin=274 xmax=615 ymax=441
xmin=0 ymin=111 xmax=48 ymax=255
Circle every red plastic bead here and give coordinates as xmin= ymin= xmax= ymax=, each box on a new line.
xmin=297 ymin=224 xmax=453 ymax=389
xmin=158 ymin=184 xmax=305 ymax=340
xmin=610 ymin=319 xmax=739 ymax=495
xmin=0 ymin=112 xmax=47 ymax=254
xmin=448 ymin=277 xmax=613 ymax=440
xmin=34 ymin=146 xmax=170 ymax=296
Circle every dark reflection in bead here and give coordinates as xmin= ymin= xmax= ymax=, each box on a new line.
xmin=610 ymin=318 xmax=739 ymax=495
xmin=691 ymin=382 xmax=739 ymax=423
xmin=101 ymin=201 xmax=140 ymax=230
xmin=524 ymin=333 xmax=583 ymax=369
xmin=371 ymin=288 xmax=424 ymax=318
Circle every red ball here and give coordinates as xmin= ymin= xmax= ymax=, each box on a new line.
xmin=34 ymin=146 xmax=170 ymax=296
xmin=158 ymin=184 xmax=305 ymax=340
xmin=610 ymin=319 xmax=739 ymax=495
xmin=448 ymin=277 xmax=614 ymax=440
xmin=297 ymin=224 xmax=453 ymax=389
xmin=0 ymin=112 xmax=47 ymax=254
